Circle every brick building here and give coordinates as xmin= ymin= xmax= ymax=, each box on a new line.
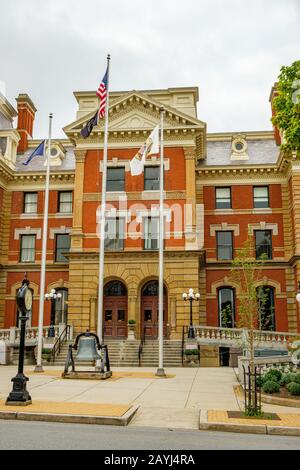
xmin=0 ymin=85 xmax=298 ymax=339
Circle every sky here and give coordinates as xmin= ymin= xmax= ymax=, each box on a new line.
xmin=0 ymin=0 xmax=299 ymax=139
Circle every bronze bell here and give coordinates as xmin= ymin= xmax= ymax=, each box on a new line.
xmin=76 ymin=335 xmax=101 ymax=362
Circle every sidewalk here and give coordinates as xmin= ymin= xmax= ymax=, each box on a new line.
xmin=1 ymin=365 xmax=300 ymax=434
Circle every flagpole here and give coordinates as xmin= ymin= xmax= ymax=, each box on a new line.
xmin=34 ymin=113 xmax=53 ymax=372
xmin=156 ymin=106 xmax=166 ymax=377
xmin=97 ymin=54 xmax=111 ymax=343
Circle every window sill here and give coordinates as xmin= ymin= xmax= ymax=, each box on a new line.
xmin=55 ymin=212 xmax=73 ymax=217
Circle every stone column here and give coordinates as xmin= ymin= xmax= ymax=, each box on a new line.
xmin=128 ymin=290 xmax=138 ymax=339
xmin=90 ymin=296 xmax=97 ymax=333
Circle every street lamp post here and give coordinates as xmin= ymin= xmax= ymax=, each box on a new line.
xmin=6 ymin=274 xmax=32 ymax=406
xmin=45 ymin=289 xmax=62 ymax=338
xmin=182 ymin=288 xmax=200 ymax=339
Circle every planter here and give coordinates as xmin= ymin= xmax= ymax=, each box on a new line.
xmin=183 ymin=354 xmax=200 ymax=367
xmin=127 ymin=324 xmax=136 ymax=340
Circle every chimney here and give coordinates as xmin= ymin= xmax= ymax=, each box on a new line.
xmin=269 ymin=84 xmax=281 ymax=146
xmin=16 ymin=93 xmax=37 ymax=153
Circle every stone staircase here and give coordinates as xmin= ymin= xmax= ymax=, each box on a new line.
xmin=139 ymin=340 xmax=182 ymax=367
xmin=52 ymin=339 xmax=182 ymax=368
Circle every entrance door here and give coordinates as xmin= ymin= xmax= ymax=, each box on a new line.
xmin=141 ymin=281 xmax=167 ymax=339
xmin=104 ymin=281 xmax=127 ymax=338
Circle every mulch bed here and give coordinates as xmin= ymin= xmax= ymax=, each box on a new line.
xmin=227 ymin=411 xmax=281 ymax=421
xmin=266 ymin=388 xmax=300 ymax=400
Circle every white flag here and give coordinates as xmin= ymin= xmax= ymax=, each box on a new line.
xmin=130 ymin=125 xmax=159 ymax=176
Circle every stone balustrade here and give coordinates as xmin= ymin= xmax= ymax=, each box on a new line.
xmin=0 ymin=325 xmax=60 ymax=345
xmin=194 ymin=326 xmax=299 ymax=348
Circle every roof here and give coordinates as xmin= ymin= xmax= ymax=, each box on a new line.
xmin=199 ymin=135 xmax=280 ymax=167
xmin=15 ymin=146 xmax=75 ymax=172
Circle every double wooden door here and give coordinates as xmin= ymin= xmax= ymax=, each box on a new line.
xmin=104 ymin=296 xmax=127 ymax=338
xmin=141 ymin=296 xmax=167 ymax=339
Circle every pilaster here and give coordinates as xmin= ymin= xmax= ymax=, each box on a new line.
xmin=71 ymin=149 xmax=86 ymax=251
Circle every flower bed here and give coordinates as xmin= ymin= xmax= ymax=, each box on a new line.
xmin=258 ymin=366 xmax=300 ymax=406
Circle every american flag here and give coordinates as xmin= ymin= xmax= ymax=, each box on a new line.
xmin=96 ymin=66 xmax=109 ymax=119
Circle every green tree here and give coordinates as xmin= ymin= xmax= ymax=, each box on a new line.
xmin=229 ymin=235 xmax=270 ymax=415
xmin=272 ymin=60 xmax=300 ymax=156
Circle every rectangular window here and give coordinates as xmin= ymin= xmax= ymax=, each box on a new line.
xmin=55 ymin=234 xmax=70 ymax=262
xmin=253 ymin=187 xmax=269 ymax=208
xmin=216 ymin=187 xmax=231 ymax=209
xmin=144 ymin=166 xmax=160 ymax=191
xmin=217 ymin=231 xmax=233 ymax=260
xmin=20 ymin=235 xmax=36 ymax=262
xmin=143 ymin=217 xmax=159 ymax=250
xmin=255 ymin=230 xmax=272 ymax=260
xmin=24 ymin=192 xmax=38 ymax=214
xmin=104 ymin=218 xmax=124 ymax=251
xmin=58 ymin=192 xmax=73 ymax=213
xmin=107 ymin=168 xmax=125 ymax=192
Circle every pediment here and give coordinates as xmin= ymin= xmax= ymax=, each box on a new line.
xmin=64 ymin=90 xmax=206 ymax=137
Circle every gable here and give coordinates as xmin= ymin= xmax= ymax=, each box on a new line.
xmin=63 ymin=90 xmax=207 ymax=160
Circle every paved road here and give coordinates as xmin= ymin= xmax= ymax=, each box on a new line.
xmin=0 ymin=420 xmax=300 ymax=450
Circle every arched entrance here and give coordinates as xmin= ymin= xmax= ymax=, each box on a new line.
xmin=141 ymin=280 xmax=167 ymax=339
xmin=104 ymin=281 xmax=128 ymax=338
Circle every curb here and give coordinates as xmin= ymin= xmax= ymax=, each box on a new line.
xmin=199 ymin=410 xmax=300 ymax=437
xmin=0 ymin=404 xmax=139 ymax=427
xmin=199 ymin=410 xmax=266 ymax=434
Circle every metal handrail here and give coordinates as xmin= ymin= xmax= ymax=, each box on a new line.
xmin=138 ymin=325 xmax=146 ymax=367
xmin=181 ymin=325 xmax=188 ymax=366
xmin=51 ymin=325 xmax=71 ymax=363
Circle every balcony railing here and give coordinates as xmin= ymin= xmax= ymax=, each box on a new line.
xmin=0 ymin=325 xmax=73 ymax=345
xmin=190 ymin=325 xmax=299 ymax=348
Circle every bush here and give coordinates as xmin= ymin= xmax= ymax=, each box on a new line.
xmin=287 ymin=382 xmax=300 ymax=396
xmin=263 ymin=369 xmax=282 ymax=383
xmin=184 ymin=349 xmax=199 ymax=356
xmin=285 ymin=373 xmax=299 ymax=384
xmin=262 ymin=380 xmax=280 ymax=394
xmin=280 ymin=374 xmax=292 ymax=387
xmin=128 ymin=319 xmax=136 ymax=325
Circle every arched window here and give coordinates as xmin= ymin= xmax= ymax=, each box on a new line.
xmin=218 ymin=287 xmax=235 ymax=328
xmin=142 ymin=281 xmax=166 ymax=296
xmin=54 ymin=288 xmax=68 ymax=324
xmin=104 ymin=281 xmax=127 ymax=297
xmin=256 ymin=286 xmax=275 ymax=331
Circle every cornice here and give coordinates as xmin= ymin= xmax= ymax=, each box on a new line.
xmin=9 ymin=171 xmax=75 ymax=184
xmin=67 ymin=250 xmax=203 ymax=261
xmin=207 ymin=130 xmax=275 ymax=141
xmin=196 ymin=165 xmax=282 ymax=178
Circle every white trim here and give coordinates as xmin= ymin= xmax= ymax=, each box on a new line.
xmin=248 ymin=222 xmax=278 ymax=236
xmin=210 ymin=223 xmax=240 ymax=237
xmin=49 ymin=226 xmax=71 ymax=239
xmin=14 ymin=227 xmax=41 ymax=240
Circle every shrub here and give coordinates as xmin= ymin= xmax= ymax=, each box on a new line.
xmin=263 ymin=369 xmax=282 ymax=383
xmin=128 ymin=319 xmax=136 ymax=325
xmin=184 ymin=349 xmax=199 ymax=356
xmin=287 ymin=382 xmax=300 ymax=396
xmin=286 ymin=373 xmax=299 ymax=384
xmin=280 ymin=374 xmax=291 ymax=387
xmin=293 ymin=374 xmax=300 ymax=384
xmin=262 ymin=380 xmax=280 ymax=394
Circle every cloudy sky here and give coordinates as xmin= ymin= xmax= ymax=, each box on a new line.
xmin=1 ymin=0 xmax=299 ymax=138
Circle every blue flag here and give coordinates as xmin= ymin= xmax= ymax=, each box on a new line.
xmin=22 ymin=140 xmax=45 ymax=166
xmin=80 ymin=111 xmax=98 ymax=139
